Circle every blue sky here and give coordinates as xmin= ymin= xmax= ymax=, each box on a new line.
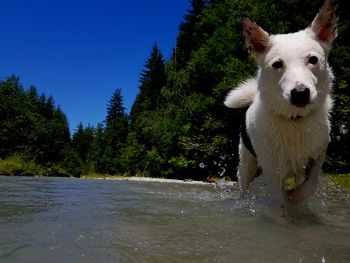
xmin=0 ymin=0 xmax=190 ymax=132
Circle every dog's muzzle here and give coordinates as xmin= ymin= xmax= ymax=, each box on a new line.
xmin=290 ymin=84 xmax=310 ymax=107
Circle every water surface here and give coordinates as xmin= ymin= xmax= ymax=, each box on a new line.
xmin=0 ymin=176 xmax=349 ymax=263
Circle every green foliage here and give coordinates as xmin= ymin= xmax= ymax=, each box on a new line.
xmin=0 ymin=76 xmax=70 ymax=164
xmin=119 ymin=131 xmax=147 ymax=175
xmin=0 ymin=155 xmax=43 ymax=176
xmin=72 ymin=123 xmax=94 ymax=164
xmin=0 ymin=154 xmax=71 ymax=177
xmin=61 ymin=146 xmax=84 ymax=177
xmin=1 ymin=0 xmax=349 ymax=179
xmin=121 ymin=0 xmax=349 ymax=179
xmin=131 ymin=43 xmax=166 ymax=118
xmin=67 ymin=88 xmax=129 ymax=176
xmin=327 ymin=174 xmax=350 ymax=190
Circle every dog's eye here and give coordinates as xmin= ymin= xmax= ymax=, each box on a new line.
xmin=308 ymin=56 xmax=319 ymax=65
xmin=272 ymin=61 xmax=283 ymax=69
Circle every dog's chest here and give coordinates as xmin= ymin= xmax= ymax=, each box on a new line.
xmin=249 ymin=113 xmax=330 ymax=169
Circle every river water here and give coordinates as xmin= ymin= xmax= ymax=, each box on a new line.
xmin=0 ymin=176 xmax=349 ymax=263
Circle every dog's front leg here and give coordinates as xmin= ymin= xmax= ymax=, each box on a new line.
xmin=238 ymin=140 xmax=258 ymax=191
xmin=286 ymin=152 xmax=326 ymax=205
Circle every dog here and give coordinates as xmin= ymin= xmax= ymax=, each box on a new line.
xmin=224 ymin=0 xmax=338 ymax=207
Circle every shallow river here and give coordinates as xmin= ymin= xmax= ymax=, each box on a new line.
xmin=0 ymin=176 xmax=349 ymax=263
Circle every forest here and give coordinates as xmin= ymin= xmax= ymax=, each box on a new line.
xmin=0 ymin=0 xmax=349 ymax=180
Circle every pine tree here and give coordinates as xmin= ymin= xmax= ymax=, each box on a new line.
xmin=130 ymin=44 xmax=166 ymax=134
xmin=106 ymin=89 xmax=126 ymax=127
xmin=72 ymin=123 xmax=94 ymax=163
xmin=0 ymin=76 xmax=71 ymax=165
xmin=175 ymin=0 xmax=207 ymax=69
xmin=0 ymin=76 xmax=32 ymax=158
xmin=103 ymin=89 xmax=128 ymax=174
xmin=132 ymin=44 xmax=166 ymax=117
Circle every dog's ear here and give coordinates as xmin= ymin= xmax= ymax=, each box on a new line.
xmin=310 ymin=0 xmax=338 ymax=45
xmin=242 ymin=17 xmax=270 ymax=56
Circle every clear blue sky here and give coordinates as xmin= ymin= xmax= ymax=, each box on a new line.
xmin=0 ymin=0 xmax=190 ymax=132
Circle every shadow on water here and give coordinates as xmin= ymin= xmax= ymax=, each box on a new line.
xmin=0 ymin=176 xmax=349 ymax=263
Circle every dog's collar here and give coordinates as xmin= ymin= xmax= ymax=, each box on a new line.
xmin=290 ymin=115 xmax=303 ymax=120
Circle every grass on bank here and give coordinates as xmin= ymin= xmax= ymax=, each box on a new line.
xmin=326 ymin=173 xmax=350 ymax=190
xmin=0 ymin=155 xmax=43 ymax=176
xmin=1 ymin=155 xmax=349 ymax=190
xmin=0 ymin=155 xmax=70 ymax=177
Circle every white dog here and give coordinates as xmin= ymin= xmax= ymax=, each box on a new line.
xmin=224 ymin=0 xmax=338 ymax=207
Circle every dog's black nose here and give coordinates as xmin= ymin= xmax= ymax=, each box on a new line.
xmin=290 ymin=85 xmax=310 ymax=107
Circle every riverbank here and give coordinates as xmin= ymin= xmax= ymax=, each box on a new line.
xmin=80 ymin=173 xmax=236 ymax=186
xmin=1 ymin=155 xmax=349 ymax=189
xmin=80 ymin=173 xmax=350 ymax=189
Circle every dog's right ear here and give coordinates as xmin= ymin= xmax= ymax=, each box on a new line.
xmin=243 ymin=17 xmax=270 ymax=57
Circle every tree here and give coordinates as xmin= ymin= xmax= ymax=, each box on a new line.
xmin=0 ymin=76 xmax=34 ymax=158
xmin=175 ymin=0 xmax=207 ymax=69
xmin=131 ymin=43 xmax=166 ymax=123
xmin=103 ymin=89 xmax=128 ymax=174
xmin=0 ymin=75 xmax=70 ymax=165
xmin=106 ymin=89 xmax=126 ymax=127
xmin=72 ymin=123 xmax=94 ymax=163
xmin=124 ymin=0 xmax=349 ymax=180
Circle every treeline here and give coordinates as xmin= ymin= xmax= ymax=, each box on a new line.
xmin=0 ymin=76 xmax=70 ymax=175
xmin=1 ymin=0 xmax=349 ymax=179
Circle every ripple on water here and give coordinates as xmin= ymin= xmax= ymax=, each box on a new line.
xmin=0 ymin=176 xmax=349 ymax=263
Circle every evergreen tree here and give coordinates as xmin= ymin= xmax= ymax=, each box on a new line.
xmin=127 ymin=44 xmax=169 ymax=176
xmin=0 ymin=75 xmax=70 ymax=165
xmin=72 ymin=123 xmax=94 ymax=163
xmin=103 ymin=88 xmax=128 ymax=174
xmin=175 ymin=0 xmax=207 ymax=69
xmin=88 ymin=123 xmax=107 ymax=173
xmin=131 ymin=43 xmax=166 ymax=123
xmin=126 ymin=0 xmax=349 ymax=180
xmin=0 ymin=76 xmax=34 ymax=158
xmin=106 ymin=89 xmax=126 ymax=127
xmin=1 ymin=0 xmax=348 ymax=178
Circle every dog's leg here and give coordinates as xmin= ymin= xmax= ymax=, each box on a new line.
xmin=238 ymin=140 xmax=258 ymax=191
xmin=285 ymin=152 xmax=326 ymax=205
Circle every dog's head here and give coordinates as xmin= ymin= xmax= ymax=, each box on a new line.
xmin=243 ymin=0 xmax=337 ymax=118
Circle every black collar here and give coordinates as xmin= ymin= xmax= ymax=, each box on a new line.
xmin=290 ymin=115 xmax=303 ymax=120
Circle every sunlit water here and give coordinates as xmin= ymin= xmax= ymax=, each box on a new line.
xmin=0 ymin=176 xmax=349 ymax=263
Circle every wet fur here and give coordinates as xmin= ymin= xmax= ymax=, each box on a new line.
xmin=224 ymin=0 xmax=337 ymax=207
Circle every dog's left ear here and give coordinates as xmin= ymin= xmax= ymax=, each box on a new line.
xmin=310 ymin=0 xmax=338 ymax=46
